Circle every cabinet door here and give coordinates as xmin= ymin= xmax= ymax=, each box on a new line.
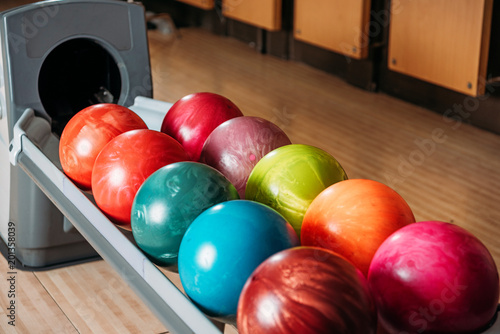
xmin=222 ymin=0 xmax=282 ymax=31
xmin=294 ymin=0 xmax=372 ymax=60
xmin=388 ymin=0 xmax=493 ymax=96
xmin=176 ymin=0 xmax=214 ymax=10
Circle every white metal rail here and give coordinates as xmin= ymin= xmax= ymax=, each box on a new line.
xmin=9 ymin=99 xmax=225 ymax=334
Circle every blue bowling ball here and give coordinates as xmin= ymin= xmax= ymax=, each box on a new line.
xmin=131 ymin=161 xmax=239 ymax=271
xmin=178 ymin=200 xmax=299 ymax=323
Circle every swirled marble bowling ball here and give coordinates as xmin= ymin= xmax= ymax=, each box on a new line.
xmin=301 ymin=179 xmax=415 ymax=276
xmin=92 ymin=129 xmax=189 ymax=229
xmin=59 ymin=103 xmax=148 ymax=191
xmin=178 ymin=200 xmax=299 ymax=323
xmin=200 ymin=116 xmax=291 ymax=198
xmin=237 ymin=247 xmax=377 ymax=334
xmin=160 ymin=92 xmax=243 ymax=161
xmin=245 ymin=144 xmax=347 ymax=237
xmin=131 ymin=161 xmax=239 ymax=270
xmin=368 ymin=221 xmax=500 ymax=334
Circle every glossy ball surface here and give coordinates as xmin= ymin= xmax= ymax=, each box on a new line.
xmin=368 ymin=221 xmax=500 ymax=334
xmin=131 ymin=162 xmax=239 ymax=270
xmin=178 ymin=200 xmax=299 ymax=322
xmin=301 ymin=178 xmax=415 ymax=276
xmin=200 ymin=116 xmax=291 ymax=198
xmin=245 ymin=144 xmax=347 ymax=237
xmin=92 ymin=129 xmax=189 ymax=229
xmin=237 ymin=247 xmax=377 ymax=334
xmin=59 ymin=103 xmax=148 ymax=190
xmin=160 ymin=92 xmax=243 ymax=161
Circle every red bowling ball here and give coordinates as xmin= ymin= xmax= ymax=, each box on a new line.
xmin=92 ymin=129 xmax=189 ymax=229
xmin=161 ymin=92 xmax=243 ymax=161
xmin=59 ymin=103 xmax=148 ymax=191
xmin=368 ymin=221 xmax=499 ymax=334
xmin=200 ymin=116 xmax=291 ymax=198
xmin=237 ymin=247 xmax=377 ymax=334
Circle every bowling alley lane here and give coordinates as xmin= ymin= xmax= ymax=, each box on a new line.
xmin=1 ymin=0 xmax=500 ymax=333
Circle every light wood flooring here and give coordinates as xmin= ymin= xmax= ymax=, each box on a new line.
xmin=1 ymin=0 xmax=500 ymax=333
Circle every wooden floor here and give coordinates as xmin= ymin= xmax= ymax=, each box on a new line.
xmin=1 ymin=0 xmax=500 ymax=333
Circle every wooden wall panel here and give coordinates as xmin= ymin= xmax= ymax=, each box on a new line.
xmin=388 ymin=0 xmax=493 ymax=96
xmin=176 ymin=0 xmax=214 ymax=10
xmin=293 ymin=0 xmax=372 ymax=60
xmin=222 ymin=0 xmax=282 ymax=31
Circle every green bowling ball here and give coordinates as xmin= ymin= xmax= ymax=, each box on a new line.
xmin=245 ymin=144 xmax=347 ymax=237
xmin=131 ymin=161 xmax=239 ymax=271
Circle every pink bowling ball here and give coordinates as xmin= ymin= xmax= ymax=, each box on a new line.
xmin=200 ymin=116 xmax=291 ymax=198
xmin=368 ymin=221 xmax=499 ymax=334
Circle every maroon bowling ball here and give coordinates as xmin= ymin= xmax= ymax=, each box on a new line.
xmin=200 ymin=116 xmax=291 ymax=198
xmin=368 ymin=221 xmax=499 ymax=334
xmin=237 ymin=247 xmax=377 ymax=334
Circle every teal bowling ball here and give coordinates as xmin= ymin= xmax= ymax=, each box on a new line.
xmin=131 ymin=161 xmax=239 ymax=270
xmin=178 ymin=200 xmax=299 ymax=323
xmin=245 ymin=144 xmax=347 ymax=237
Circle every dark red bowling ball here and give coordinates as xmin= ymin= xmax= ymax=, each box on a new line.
xmin=92 ymin=129 xmax=189 ymax=229
xmin=368 ymin=221 xmax=499 ymax=334
xmin=200 ymin=116 xmax=291 ymax=198
xmin=160 ymin=92 xmax=243 ymax=161
xmin=237 ymin=247 xmax=377 ymax=334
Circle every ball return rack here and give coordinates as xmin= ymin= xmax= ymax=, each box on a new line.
xmin=0 ymin=0 xmax=225 ymax=332
xmin=9 ymin=101 xmax=226 ymax=333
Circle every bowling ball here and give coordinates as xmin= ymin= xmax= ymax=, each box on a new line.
xmin=59 ymin=103 xmax=148 ymax=190
xmin=245 ymin=144 xmax=347 ymax=237
xmin=237 ymin=247 xmax=377 ymax=334
xmin=368 ymin=221 xmax=500 ymax=334
xmin=178 ymin=200 xmax=299 ymax=322
xmin=301 ymin=179 xmax=415 ymax=276
xmin=200 ymin=116 xmax=291 ymax=198
xmin=92 ymin=129 xmax=189 ymax=229
xmin=160 ymin=92 xmax=243 ymax=161
xmin=131 ymin=161 xmax=239 ymax=270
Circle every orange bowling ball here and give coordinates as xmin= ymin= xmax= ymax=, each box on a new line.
xmin=301 ymin=179 xmax=415 ymax=276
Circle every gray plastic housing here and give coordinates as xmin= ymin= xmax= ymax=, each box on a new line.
xmin=0 ymin=0 xmax=153 ymax=267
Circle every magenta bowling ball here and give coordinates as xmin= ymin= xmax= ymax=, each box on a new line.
xmin=200 ymin=116 xmax=291 ymax=198
xmin=368 ymin=221 xmax=499 ymax=334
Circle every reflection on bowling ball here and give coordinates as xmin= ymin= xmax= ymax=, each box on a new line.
xmin=301 ymin=178 xmax=415 ymax=276
xmin=237 ymin=247 xmax=377 ymax=334
xmin=131 ymin=161 xmax=239 ymax=271
xmin=59 ymin=103 xmax=147 ymax=191
xmin=368 ymin=221 xmax=500 ymax=334
xmin=245 ymin=144 xmax=347 ymax=237
xmin=92 ymin=129 xmax=189 ymax=229
xmin=160 ymin=92 xmax=243 ymax=161
xmin=200 ymin=116 xmax=291 ymax=198
xmin=178 ymin=200 xmax=299 ymax=323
